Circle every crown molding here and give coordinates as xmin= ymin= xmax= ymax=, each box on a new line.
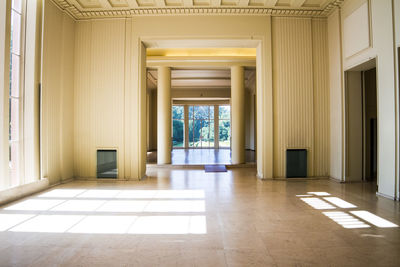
xmin=51 ymin=0 xmax=344 ymax=20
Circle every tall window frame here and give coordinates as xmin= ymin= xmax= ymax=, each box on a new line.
xmin=172 ymin=105 xmax=185 ymax=148
xmin=8 ymin=0 xmax=26 ymax=188
xmin=218 ymin=105 xmax=231 ymax=148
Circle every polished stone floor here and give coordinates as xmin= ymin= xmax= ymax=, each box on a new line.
xmin=0 ymin=168 xmax=399 ymax=266
xmin=147 ymin=149 xmax=256 ymax=165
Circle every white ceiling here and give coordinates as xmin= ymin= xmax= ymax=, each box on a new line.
xmin=147 ymin=68 xmax=256 ymax=91
xmin=52 ymin=0 xmax=343 ymax=19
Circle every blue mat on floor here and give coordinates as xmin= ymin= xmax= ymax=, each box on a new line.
xmin=204 ymin=165 xmax=227 ymax=172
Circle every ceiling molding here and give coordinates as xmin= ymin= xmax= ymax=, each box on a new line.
xmin=51 ymin=0 xmax=344 ymax=20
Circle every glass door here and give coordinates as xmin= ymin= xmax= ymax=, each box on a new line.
xmin=188 ymin=105 xmax=214 ymax=148
xmin=218 ymin=105 xmax=231 ymax=148
xmin=172 ymin=106 xmax=184 ymax=148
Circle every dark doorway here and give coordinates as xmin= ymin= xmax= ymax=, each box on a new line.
xmin=363 ymin=68 xmax=377 ymax=182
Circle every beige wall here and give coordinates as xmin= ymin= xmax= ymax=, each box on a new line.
xmin=395 ymin=0 xmax=400 ymax=199
xmin=73 ymin=15 xmax=274 ymax=179
xmin=74 ymin=19 xmax=126 ymax=179
xmin=41 ymin=13 xmax=336 ymax=181
xmin=23 ymin=0 xmax=42 ymax=184
xmin=272 ymin=17 xmax=329 ymax=178
xmin=339 ymin=0 xmax=397 ymax=198
xmin=328 ymin=9 xmax=344 ymax=181
xmin=41 ymin=0 xmax=74 ymax=184
xmin=345 ymin=71 xmax=363 ymax=182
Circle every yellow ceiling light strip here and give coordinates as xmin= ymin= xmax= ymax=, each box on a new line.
xmin=146 ymin=48 xmax=256 ymax=57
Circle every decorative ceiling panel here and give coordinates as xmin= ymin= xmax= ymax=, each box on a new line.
xmin=75 ymin=0 xmax=102 ymax=8
xmin=107 ymin=0 xmax=130 ymax=7
xmin=52 ymin=0 xmax=344 ymax=19
xmin=221 ymin=0 xmax=239 ymax=6
xmin=248 ymin=0 xmax=266 ymax=7
xmin=193 ymin=0 xmax=210 ymax=6
xmin=136 ymin=0 xmax=156 ymax=7
xmin=165 ymin=0 xmax=183 ymax=6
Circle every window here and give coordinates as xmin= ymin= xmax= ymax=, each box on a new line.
xmin=9 ymin=0 xmax=24 ymax=187
xmin=172 ymin=106 xmax=184 ymax=148
xmin=188 ymin=106 xmax=214 ymax=148
xmin=218 ymin=105 xmax=230 ymax=148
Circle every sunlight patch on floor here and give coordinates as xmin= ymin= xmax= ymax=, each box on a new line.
xmin=300 ymin=197 xmax=336 ymax=210
xmin=350 ymin=211 xmax=398 ymax=228
xmin=323 ymin=211 xmax=370 ymax=229
xmin=298 ymin=192 xmax=398 ymax=229
xmin=323 ymin=197 xmax=357 ymax=208
xmin=1 ymin=189 xmax=208 ymax=235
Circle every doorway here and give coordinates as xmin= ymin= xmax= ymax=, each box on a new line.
xmin=345 ymin=60 xmax=377 ymax=183
xmin=171 ymin=104 xmax=232 ymax=165
xmin=172 ymin=104 xmax=231 ymax=149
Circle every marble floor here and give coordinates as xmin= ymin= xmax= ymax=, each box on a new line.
xmin=0 ymin=168 xmax=399 ymax=266
xmin=147 ymin=149 xmax=256 ymax=165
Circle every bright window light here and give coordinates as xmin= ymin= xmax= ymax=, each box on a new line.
xmin=300 ymin=198 xmax=336 ymax=210
xmin=144 ymin=200 xmax=205 ymax=212
xmin=128 ymin=216 xmax=206 ymax=234
xmin=0 ymin=214 xmax=35 ymax=231
xmin=307 ymin=192 xmax=331 ymax=196
xmin=323 ymin=197 xmax=357 ymax=208
xmin=37 ymin=189 xmax=86 ymax=198
xmin=77 ymin=190 xmax=120 ymax=199
xmin=323 ymin=211 xmax=370 ymax=229
xmin=96 ymin=200 xmax=149 ymax=212
xmin=154 ymin=190 xmax=205 ymax=199
xmin=296 ymin=194 xmax=312 ymax=197
xmin=68 ymin=216 xmax=138 ymax=234
xmin=3 ymin=199 xmax=65 ymax=211
xmin=9 ymin=215 xmax=84 ymax=233
xmin=350 ymin=211 xmax=399 ymax=228
xmin=189 ymin=216 xmax=207 ymax=234
xmin=50 ymin=200 xmax=106 ymax=212
xmin=116 ymin=190 xmax=156 ymax=199
xmin=115 ymin=190 xmax=205 ymax=199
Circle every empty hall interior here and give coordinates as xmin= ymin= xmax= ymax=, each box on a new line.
xmin=0 ymin=0 xmax=400 ymax=266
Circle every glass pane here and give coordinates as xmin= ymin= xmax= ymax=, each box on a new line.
xmin=97 ymin=150 xmax=118 ymax=178
xmin=193 ymin=119 xmax=201 ymax=147
xmin=12 ymin=0 xmax=22 ymax=13
xmin=189 ymin=119 xmax=194 ymax=147
xmin=9 ymin=141 xmax=19 ymax=187
xmin=189 ymin=106 xmax=193 ymax=119
xmin=172 ymin=119 xmax=184 ymax=147
xmin=194 ymin=106 xmax=200 ymax=119
xmin=219 ymin=105 xmax=230 ymax=119
xmin=11 ymin=11 xmax=21 ymax=56
xmin=209 ymin=106 xmax=214 ymax=119
xmin=10 ymin=98 xmax=19 ymax=141
xmin=209 ymin=120 xmax=214 ymax=147
xmin=196 ymin=106 xmax=209 ymax=120
xmin=201 ymin=120 xmax=210 ymax=147
xmin=11 ymin=54 xmax=20 ymax=97
xmin=219 ymin=120 xmax=230 ymax=148
xmin=172 ymin=105 xmax=184 ymax=120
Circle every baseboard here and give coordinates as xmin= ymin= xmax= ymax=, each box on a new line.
xmin=274 ymin=177 xmax=329 ymax=181
xmin=0 ymin=178 xmax=49 ymax=207
xmin=329 ymin=176 xmax=343 ymax=183
xmin=376 ymin=191 xmax=396 ymax=200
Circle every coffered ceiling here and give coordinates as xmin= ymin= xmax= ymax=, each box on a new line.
xmin=52 ymin=0 xmax=344 ymax=19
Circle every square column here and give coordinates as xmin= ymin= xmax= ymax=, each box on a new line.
xmin=157 ymin=66 xmax=171 ymax=164
xmin=231 ymin=66 xmax=245 ymax=164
